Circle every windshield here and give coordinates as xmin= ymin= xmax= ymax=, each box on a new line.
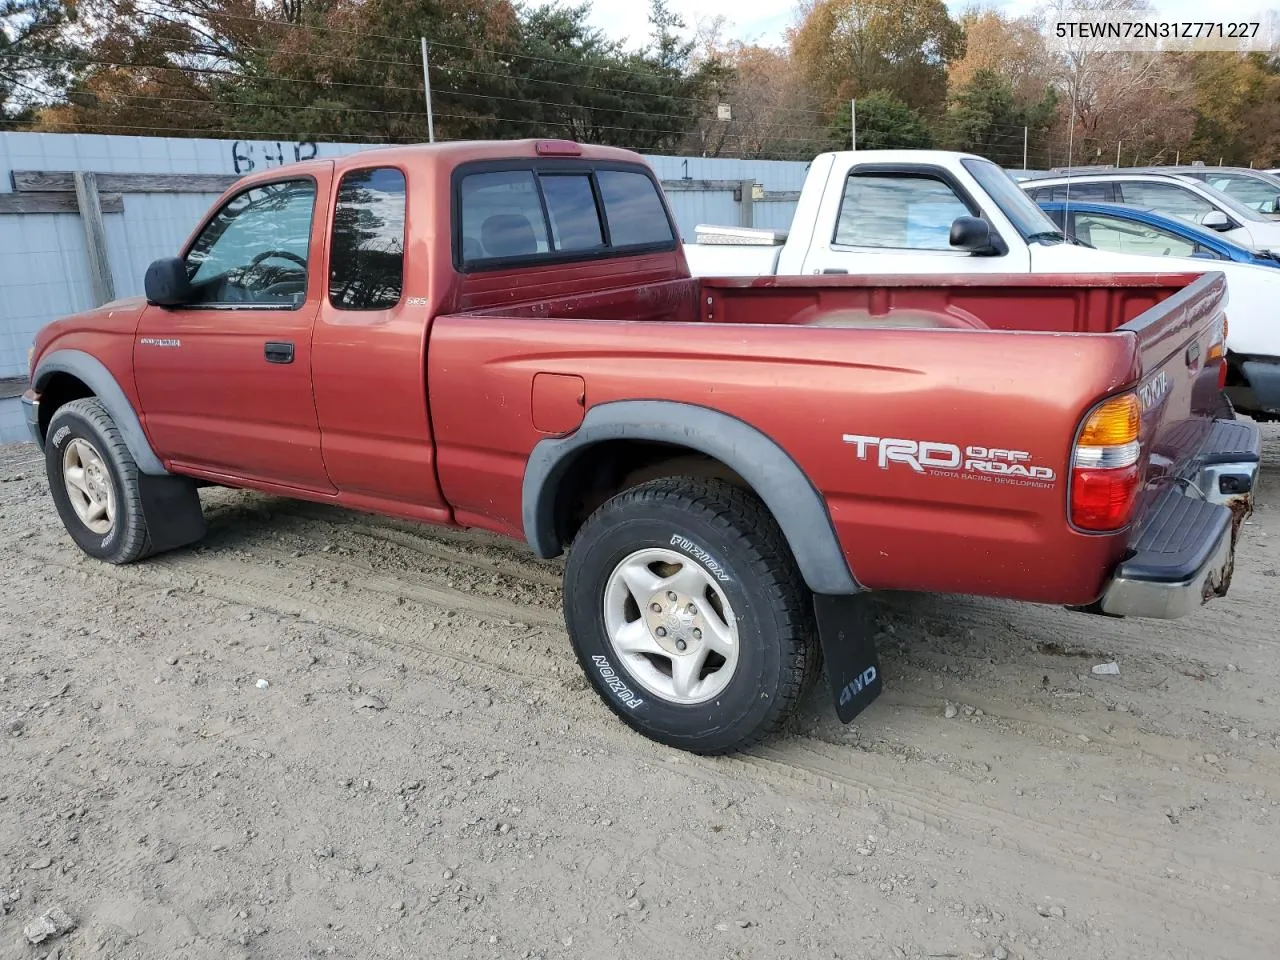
xmin=960 ymin=157 xmax=1064 ymax=241
xmin=1202 ymin=172 xmax=1280 ymax=214
xmin=1185 ymin=176 xmax=1274 ymax=222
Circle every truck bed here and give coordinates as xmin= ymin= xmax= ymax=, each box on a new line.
xmin=435 ymin=270 xmax=1229 ymax=605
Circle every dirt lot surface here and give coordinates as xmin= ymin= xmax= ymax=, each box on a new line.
xmin=2 ymin=428 xmax=1279 ymax=960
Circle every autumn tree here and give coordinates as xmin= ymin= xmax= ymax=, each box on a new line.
xmin=35 ymin=0 xmax=299 ymax=136
xmin=789 ymin=0 xmax=964 ymax=119
xmin=222 ymin=0 xmax=521 ymax=143
xmin=948 ymin=7 xmax=1054 ymax=109
xmin=1044 ymin=0 xmax=1196 ymax=165
xmin=1186 ymin=52 xmax=1280 ymax=166
xmin=681 ymin=17 xmax=822 ymax=159
xmin=827 ymin=90 xmax=933 ymax=150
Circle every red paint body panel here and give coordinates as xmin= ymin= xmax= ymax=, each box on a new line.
xmin=133 ymin=164 xmax=337 ymax=490
xmin=25 ymin=140 xmax=1231 ymax=610
xmin=426 ymin=306 xmax=1140 ymax=604
xmin=310 ymin=158 xmax=445 ymax=512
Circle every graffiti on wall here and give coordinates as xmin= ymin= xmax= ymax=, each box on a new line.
xmin=230 ymin=141 xmax=319 ymax=174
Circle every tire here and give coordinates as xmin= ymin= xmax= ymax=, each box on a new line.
xmin=563 ymin=477 xmax=820 ymax=754
xmin=44 ymin=397 xmax=154 ymax=564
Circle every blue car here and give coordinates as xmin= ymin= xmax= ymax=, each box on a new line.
xmin=1035 ymin=200 xmax=1280 ymax=269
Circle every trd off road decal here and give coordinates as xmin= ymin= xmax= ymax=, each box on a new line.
xmin=843 ymin=434 xmax=1058 ymax=490
xmin=591 ymin=656 xmax=644 ymax=709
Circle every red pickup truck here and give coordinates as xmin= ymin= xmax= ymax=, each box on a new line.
xmin=22 ymin=139 xmax=1261 ymax=754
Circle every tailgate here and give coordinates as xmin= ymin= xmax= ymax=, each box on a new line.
xmin=1094 ymin=271 xmax=1261 ymax=618
xmin=1123 ymin=271 xmax=1230 ymax=483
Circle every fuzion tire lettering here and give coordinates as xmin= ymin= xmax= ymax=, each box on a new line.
xmin=592 ymin=655 xmax=644 ymax=709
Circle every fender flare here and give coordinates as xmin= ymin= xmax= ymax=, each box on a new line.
xmin=34 ymin=348 xmax=169 ymax=476
xmin=521 ymin=400 xmax=862 ymax=596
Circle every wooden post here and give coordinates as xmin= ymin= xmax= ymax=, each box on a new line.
xmin=73 ymin=172 xmax=116 ymax=306
xmin=738 ymin=178 xmax=754 ymax=228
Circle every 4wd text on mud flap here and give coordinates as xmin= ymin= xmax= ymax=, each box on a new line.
xmin=838 ymin=666 xmax=877 ymax=708
xmin=842 ymin=435 xmax=1057 ymax=486
xmin=592 ymin=656 xmax=644 ymax=709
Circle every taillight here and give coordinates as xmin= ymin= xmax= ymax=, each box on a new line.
xmin=1211 ymin=313 xmax=1229 ymax=389
xmin=1070 ymin=393 xmax=1142 ymax=532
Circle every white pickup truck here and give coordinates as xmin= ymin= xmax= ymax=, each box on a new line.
xmin=684 ymin=149 xmax=1280 ymax=422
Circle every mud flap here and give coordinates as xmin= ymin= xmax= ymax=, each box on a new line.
xmin=812 ymin=593 xmax=882 ymax=723
xmin=138 ymin=473 xmax=206 ymax=554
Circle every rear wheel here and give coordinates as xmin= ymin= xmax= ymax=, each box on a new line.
xmin=44 ymin=398 xmax=154 ymax=564
xmin=563 ymin=477 xmax=820 ymax=754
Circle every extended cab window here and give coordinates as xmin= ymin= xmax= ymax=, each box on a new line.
xmin=458 ymin=164 xmax=674 ymax=268
xmin=329 ymin=167 xmax=407 ymax=310
xmin=834 ymin=174 xmax=972 ymax=250
xmin=184 ymin=179 xmax=316 ymax=308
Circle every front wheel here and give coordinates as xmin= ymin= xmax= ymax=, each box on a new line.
xmin=562 ymin=477 xmax=820 ymax=754
xmin=44 ymin=397 xmax=155 ymax=564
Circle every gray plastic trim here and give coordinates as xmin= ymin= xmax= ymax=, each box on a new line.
xmin=521 ymin=400 xmax=861 ymax=595
xmin=34 ymin=348 xmax=169 ymax=475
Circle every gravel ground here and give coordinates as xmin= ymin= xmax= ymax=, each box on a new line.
xmin=2 ymin=427 xmax=1279 ymax=960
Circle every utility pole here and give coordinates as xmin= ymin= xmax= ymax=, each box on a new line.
xmin=1022 ymin=127 xmax=1028 ymax=170
xmin=851 ymin=99 xmax=856 ymax=150
xmin=1116 ymin=140 xmax=1122 ymax=167
xmin=420 ymin=38 xmax=436 ymax=143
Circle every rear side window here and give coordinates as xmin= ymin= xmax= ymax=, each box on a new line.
xmin=458 ymin=164 xmax=674 ymax=268
xmin=329 ymin=167 xmax=407 ymax=310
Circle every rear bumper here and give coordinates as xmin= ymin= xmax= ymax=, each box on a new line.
xmin=20 ymin=389 xmax=40 ymax=445
xmin=1098 ymin=418 xmax=1259 ymax=619
xmin=1193 ymin=418 xmax=1261 ymax=507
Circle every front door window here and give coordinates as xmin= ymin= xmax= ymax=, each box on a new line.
xmin=184 ymin=179 xmax=317 ymax=308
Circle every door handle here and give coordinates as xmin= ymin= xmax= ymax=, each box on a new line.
xmin=264 ymin=341 xmax=294 ymax=364
xmin=821 ymin=268 xmax=849 ymax=274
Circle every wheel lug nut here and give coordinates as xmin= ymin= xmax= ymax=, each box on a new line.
xmin=675 ymin=639 xmax=687 ymax=651
xmin=655 ymin=627 xmax=667 ymax=638
xmin=687 ymin=603 xmax=697 ymax=615
xmin=692 ymin=628 xmax=702 ymax=640
xmin=650 ymin=602 xmax=662 ymax=613
xmin=666 ymin=591 xmax=678 ymax=602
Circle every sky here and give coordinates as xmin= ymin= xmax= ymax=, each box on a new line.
xmin=522 ymin=0 xmax=1276 ymax=50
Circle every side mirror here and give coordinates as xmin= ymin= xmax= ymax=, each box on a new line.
xmin=144 ymin=257 xmax=193 ymax=307
xmin=949 ymin=215 xmax=999 ymax=255
xmin=1201 ymin=210 xmax=1232 ymax=232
